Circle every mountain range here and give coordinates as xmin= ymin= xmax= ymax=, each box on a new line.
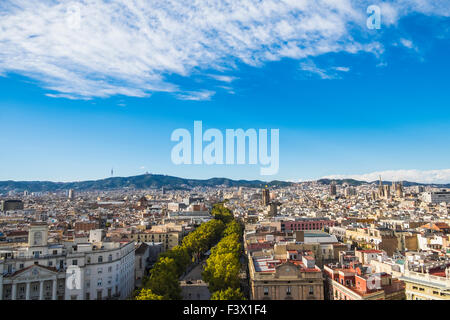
xmin=1 ymin=174 xmax=449 ymax=194
xmin=0 ymin=174 xmax=291 ymax=193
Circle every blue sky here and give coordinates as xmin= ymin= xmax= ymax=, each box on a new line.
xmin=1 ymin=1 xmax=450 ymax=183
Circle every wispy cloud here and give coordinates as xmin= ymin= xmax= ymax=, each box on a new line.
xmin=334 ymin=66 xmax=350 ymax=72
xmin=0 ymin=1 xmax=448 ymax=100
xmin=323 ymin=169 xmax=450 ymax=184
xmin=208 ymin=74 xmax=237 ymax=83
xmin=176 ymin=90 xmax=215 ymax=101
xmin=300 ymin=60 xmax=336 ymax=80
xmin=300 ymin=61 xmax=350 ymax=80
xmin=400 ymin=38 xmax=414 ymax=49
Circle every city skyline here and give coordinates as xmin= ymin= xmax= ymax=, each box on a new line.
xmin=1 ymin=1 xmax=450 ymax=183
xmin=2 ymin=0 xmax=450 ymax=307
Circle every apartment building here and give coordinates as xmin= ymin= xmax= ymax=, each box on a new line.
xmin=64 ymin=229 xmax=135 ymax=300
xmin=125 ymin=228 xmax=182 ymax=251
xmin=421 ymin=191 xmax=450 ymax=204
xmin=279 ymin=218 xmax=335 ymax=232
xmin=0 ymin=224 xmax=136 ymax=300
xmin=324 ymin=262 xmax=405 ymax=300
xmin=400 ymin=259 xmax=450 ymax=300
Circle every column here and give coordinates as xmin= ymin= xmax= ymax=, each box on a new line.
xmin=52 ymin=279 xmax=57 ymax=300
xmin=39 ymin=281 xmax=44 ymax=300
xmin=25 ymin=282 xmax=30 ymax=300
xmin=11 ymin=282 xmax=17 ymax=300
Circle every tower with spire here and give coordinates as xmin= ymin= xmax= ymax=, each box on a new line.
xmin=378 ymin=175 xmax=384 ymax=198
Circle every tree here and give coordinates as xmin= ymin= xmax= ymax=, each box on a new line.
xmin=211 ymin=203 xmax=234 ymax=224
xmin=203 ymin=251 xmax=241 ymax=292
xmin=211 ymin=234 xmax=241 ymax=258
xmin=146 ymin=257 xmax=182 ymax=300
xmin=159 ymin=246 xmax=191 ymax=277
xmin=181 ymin=219 xmax=225 ymax=258
xmin=211 ymin=287 xmax=246 ymax=300
xmin=135 ymin=288 xmax=164 ymax=300
xmin=223 ymin=220 xmax=243 ymax=239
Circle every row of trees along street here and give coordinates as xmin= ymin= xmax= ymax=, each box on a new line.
xmin=134 ymin=202 xmax=244 ymax=300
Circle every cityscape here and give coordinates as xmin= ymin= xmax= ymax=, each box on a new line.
xmin=1 ymin=177 xmax=450 ymax=301
xmin=1 ymin=0 xmax=450 ymax=311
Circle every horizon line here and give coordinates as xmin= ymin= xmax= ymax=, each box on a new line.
xmin=1 ymin=172 xmax=449 ymax=186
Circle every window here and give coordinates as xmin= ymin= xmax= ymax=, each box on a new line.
xmin=98 ymin=267 xmax=103 ymax=274
xmin=85 ymin=292 xmax=90 ymax=300
xmin=108 ymin=254 xmax=112 ymax=262
xmin=72 ymin=259 xmax=78 ymax=266
xmin=263 ymin=287 xmax=269 ymax=296
xmin=19 ymin=263 xmax=24 ymax=269
xmin=286 ymin=286 xmax=291 ymax=296
xmin=97 ymin=279 xmax=102 ymax=287
xmin=309 ymin=286 xmax=314 ymax=295
xmin=98 ymin=256 xmax=103 ymax=263
xmin=71 ymin=295 xmax=78 ymax=300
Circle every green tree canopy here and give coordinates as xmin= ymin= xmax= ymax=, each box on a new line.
xmin=145 ymin=257 xmax=181 ymax=300
xmin=135 ymin=288 xmax=164 ymax=300
xmin=211 ymin=287 xmax=246 ymax=300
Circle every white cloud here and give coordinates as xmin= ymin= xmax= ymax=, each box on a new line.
xmin=334 ymin=66 xmax=350 ymax=72
xmin=300 ymin=61 xmax=351 ymax=79
xmin=218 ymin=86 xmax=235 ymax=95
xmin=0 ymin=0 xmax=448 ymax=99
xmin=323 ymin=169 xmax=450 ymax=184
xmin=400 ymin=38 xmax=414 ymax=49
xmin=176 ymin=90 xmax=215 ymax=101
xmin=208 ymin=74 xmax=237 ymax=83
xmin=300 ymin=60 xmax=337 ymax=79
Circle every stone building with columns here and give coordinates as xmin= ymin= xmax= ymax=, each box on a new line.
xmin=0 ymin=223 xmax=67 ymax=300
xmin=0 ymin=263 xmax=65 ymax=300
xmin=0 ymin=224 xmax=136 ymax=300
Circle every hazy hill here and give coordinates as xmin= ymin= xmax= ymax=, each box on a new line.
xmin=0 ymin=174 xmax=293 ymax=193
